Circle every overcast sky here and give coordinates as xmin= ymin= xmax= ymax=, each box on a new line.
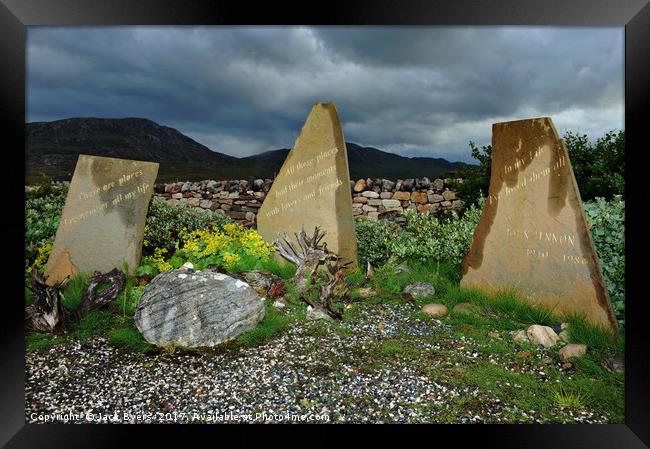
xmin=27 ymin=26 xmax=623 ymax=163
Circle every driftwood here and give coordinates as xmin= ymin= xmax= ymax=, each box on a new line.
xmin=274 ymin=227 xmax=352 ymax=321
xmin=78 ymin=268 xmax=126 ymax=315
xmin=26 ymin=266 xmax=125 ymax=333
xmin=26 ymin=268 xmax=69 ymax=332
xmin=273 ymin=227 xmax=339 ymax=292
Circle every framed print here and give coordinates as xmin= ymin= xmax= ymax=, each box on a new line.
xmin=2 ymin=0 xmax=649 ymax=447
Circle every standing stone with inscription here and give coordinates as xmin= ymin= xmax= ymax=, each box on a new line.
xmin=45 ymin=155 xmax=159 ymax=284
xmin=460 ymin=118 xmax=618 ymax=332
xmin=257 ymin=102 xmax=358 ymax=267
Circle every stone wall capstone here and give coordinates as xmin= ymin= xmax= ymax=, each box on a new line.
xmin=153 ymin=177 xmax=465 ymax=227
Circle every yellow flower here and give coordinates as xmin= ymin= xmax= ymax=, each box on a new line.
xmin=222 ymin=252 xmax=240 ymax=270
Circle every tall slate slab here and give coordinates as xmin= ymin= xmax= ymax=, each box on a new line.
xmin=257 ymin=102 xmax=358 ymax=267
xmin=460 ymin=117 xmax=618 ymax=332
xmin=44 ymin=155 xmax=159 ymax=284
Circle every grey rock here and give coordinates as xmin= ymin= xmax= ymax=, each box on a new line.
xmin=395 ymin=263 xmax=412 ymax=275
xmin=362 ymin=191 xmax=380 ymax=199
xmin=134 ymin=270 xmax=264 ymax=347
xmin=253 ymin=179 xmax=264 ymax=191
xmin=403 ymin=281 xmax=435 ymax=298
xmin=382 ymin=179 xmax=396 ymax=191
xmin=432 ymin=178 xmax=444 ymax=191
xmin=181 ymin=182 xmax=191 ymax=192
xmin=307 ymin=305 xmax=334 ymax=322
xmin=402 ymin=178 xmax=415 ymax=191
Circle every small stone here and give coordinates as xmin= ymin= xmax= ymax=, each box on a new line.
xmin=428 ymin=193 xmax=444 ymax=203
xmin=353 ymin=196 xmax=368 ymax=204
xmin=410 ymin=191 xmax=428 ymax=204
xmin=526 ymin=325 xmax=559 ymax=348
xmin=380 ymin=192 xmax=393 ymax=199
xmin=179 ymin=262 xmax=194 ymax=272
xmin=432 ymin=178 xmax=444 ymax=191
xmin=272 ymin=299 xmax=286 ymax=310
xmin=421 ymin=303 xmax=448 ymax=318
xmin=362 ymin=204 xmax=377 ymax=212
xmin=367 ymin=212 xmax=379 ymax=221
xmin=402 ymin=179 xmax=415 ymax=190
xmin=356 ymin=287 xmax=376 ymax=298
xmin=382 ymin=179 xmax=396 ymax=191
xmin=362 ymin=191 xmax=380 ymax=199
xmin=392 ymin=191 xmax=411 ymax=201
xmin=488 ymin=331 xmax=500 ymax=338
xmin=353 ymin=179 xmax=367 ymax=192
xmin=382 ymin=199 xmax=401 ymax=208
xmin=171 ymin=193 xmax=183 ymax=200
xmin=559 ymin=343 xmax=587 ymax=362
xmin=404 ymin=281 xmax=435 ymax=298
xmin=306 ymin=306 xmax=334 ymax=322
xmin=511 ymin=330 xmax=529 ymax=344
xmin=559 ymin=330 xmax=570 ymax=343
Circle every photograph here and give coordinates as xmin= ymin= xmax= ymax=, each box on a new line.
xmin=2 ymin=0 xmax=647 ymax=446
xmin=23 ymin=25 xmax=626 ymax=425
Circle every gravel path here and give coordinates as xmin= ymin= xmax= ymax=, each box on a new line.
xmin=25 ymin=304 xmax=614 ymax=424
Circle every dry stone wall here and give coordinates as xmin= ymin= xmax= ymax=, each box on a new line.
xmin=153 ymin=176 xmax=464 ymax=226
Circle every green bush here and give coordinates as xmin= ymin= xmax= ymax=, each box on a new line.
xmin=25 ymin=188 xmax=66 ymax=268
xmin=564 ymin=130 xmax=624 ymax=201
xmin=143 ymin=198 xmax=232 ymax=256
xmin=355 ymin=199 xmax=483 ymax=269
xmin=584 ymin=195 xmax=625 ymax=326
xmin=453 ymin=130 xmax=624 ymax=208
xmin=354 ymin=219 xmax=400 ymax=267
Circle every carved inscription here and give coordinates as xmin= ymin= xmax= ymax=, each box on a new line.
xmin=44 ymin=155 xmax=159 ymax=284
xmin=256 ymin=102 xmax=358 ymax=267
xmin=460 ymin=117 xmax=618 ymax=332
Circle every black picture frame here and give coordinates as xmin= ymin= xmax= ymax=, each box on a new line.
xmin=3 ymin=0 xmax=648 ymax=447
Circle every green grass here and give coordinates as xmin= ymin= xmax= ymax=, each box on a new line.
xmin=236 ymin=301 xmax=291 ymax=347
xmin=59 ymin=272 xmax=90 ymax=310
xmin=26 ymin=332 xmax=66 ymax=351
xmin=107 ymin=325 xmax=151 ymax=353
xmin=116 ymin=277 xmax=144 ymax=316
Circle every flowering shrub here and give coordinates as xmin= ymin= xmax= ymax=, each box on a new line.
xmin=25 ymin=241 xmax=53 ymax=275
xmin=143 ymin=198 xmax=232 ymax=256
xmin=177 ymin=223 xmax=273 ymax=271
xmin=25 ymin=189 xmax=66 ymax=269
xmin=584 ymin=195 xmax=625 ymax=326
xmin=138 ymin=223 xmax=274 ymax=276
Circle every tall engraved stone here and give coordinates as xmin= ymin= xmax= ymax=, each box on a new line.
xmin=257 ymin=102 xmax=358 ymax=267
xmin=45 ymin=155 xmax=159 ymax=284
xmin=461 ymin=118 xmax=618 ymax=332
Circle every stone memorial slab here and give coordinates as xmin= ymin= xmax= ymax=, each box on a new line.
xmin=45 ymin=155 xmax=159 ymax=284
xmin=257 ymin=102 xmax=358 ymax=267
xmin=460 ymin=118 xmax=618 ymax=331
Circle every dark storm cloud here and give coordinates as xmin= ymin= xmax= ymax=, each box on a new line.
xmin=27 ymin=26 xmax=623 ymax=161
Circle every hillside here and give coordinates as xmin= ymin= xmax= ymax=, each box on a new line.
xmin=26 ymin=118 xmax=471 ymax=183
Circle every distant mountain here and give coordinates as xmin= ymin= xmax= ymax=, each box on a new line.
xmin=241 ymin=143 xmax=469 ymax=180
xmin=26 ymin=117 xmax=472 ymax=183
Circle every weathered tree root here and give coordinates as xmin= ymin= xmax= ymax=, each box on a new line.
xmin=274 ymin=226 xmax=351 ymax=321
xmin=26 ymin=268 xmax=69 ymax=332
xmin=26 ymin=267 xmax=125 ymax=333
xmin=78 ymin=268 xmax=126 ymax=315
